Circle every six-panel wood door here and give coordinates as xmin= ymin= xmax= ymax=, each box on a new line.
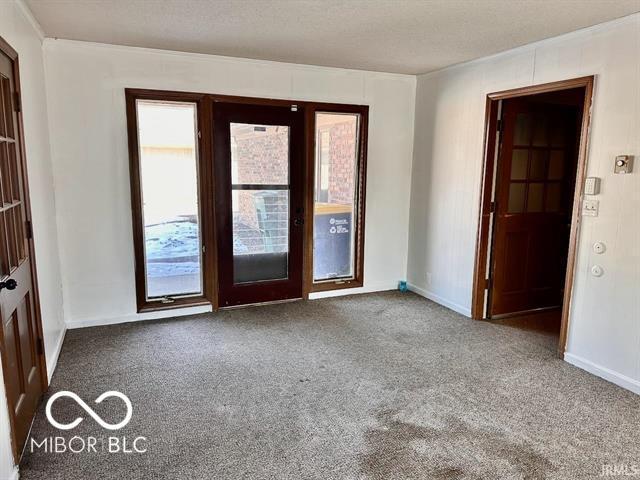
xmin=0 ymin=46 xmax=45 ymax=459
xmin=490 ymin=97 xmax=580 ymax=316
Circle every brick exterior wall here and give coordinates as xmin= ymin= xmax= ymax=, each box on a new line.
xmin=235 ymin=127 xmax=289 ymax=187
xmin=234 ymin=128 xmax=289 ymax=253
xmin=232 ymin=120 xmax=357 ymax=254
xmin=326 ymin=120 xmax=357 ymax=205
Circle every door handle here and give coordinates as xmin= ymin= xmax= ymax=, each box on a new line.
xmin=294 ymin=218 xmax=304 ymax=227
xmin=0 ymin=279 xmax=17 ymax=291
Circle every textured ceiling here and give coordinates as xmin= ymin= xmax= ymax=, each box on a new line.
xmin=26 ymin=0 xmax=640 ymax=74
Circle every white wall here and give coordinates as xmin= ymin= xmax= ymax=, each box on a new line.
xmin=408 ymin=14 xmax=640 ymax=393
xmin=42 ymin=39 xmax=416 ymax=327
xmin=0 ymin=1 xmax=66 ymax=478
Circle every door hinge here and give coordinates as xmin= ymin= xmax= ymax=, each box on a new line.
xmin=489 ymin=201 xmax=496 ymax=213
xmin=14 ymin=92 xmax=21 ymax=113
xmin=496 ymin=119 xmax=503 ymax=134
xmin=484 ymin=277 xmax=491 ymax=289
xmin=25 ymin=220 xmax=33 ymax=239
xmin=36 ymin=338 xmax=44 ymax=355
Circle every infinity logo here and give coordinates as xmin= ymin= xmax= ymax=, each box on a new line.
xmin=45 ymin=391 xmax=133 ymax=431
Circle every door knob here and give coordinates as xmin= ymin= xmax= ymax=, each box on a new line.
xmin=0 ymin=279 xmax=17 ymax=291
xmin=294 ymin=218 xmax=304 ymax=227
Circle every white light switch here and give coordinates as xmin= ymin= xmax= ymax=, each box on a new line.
xmin=582 ymin=199 xmax=599 ymax=217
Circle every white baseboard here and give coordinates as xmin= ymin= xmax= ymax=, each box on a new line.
xmin=68 ymin=283 xmax=399 ymax=328
xmin=8 ymin=465 xmax=19 ymax=480
xmin=46 ymin=326 xmax=67 ymax=382
xmin=68 ymin=282 xmax=433 ymax=328
xmin=564 ymin=353 xmax=640 ymax=395
xmin=309 ymin=281 xmax=398 ymax=299
xmin=65 ymin=304 xmax=213 ymax=329
xmin=407 ymin=283 xmax=472 ymax=317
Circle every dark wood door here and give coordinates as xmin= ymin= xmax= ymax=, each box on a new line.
xmin=490 ymin=97 xmax=580 ymax=316
xmin=213 ymin=102 xmax=305 ymax=307
xmin=0 ymin=47 xmax=45 ymax=458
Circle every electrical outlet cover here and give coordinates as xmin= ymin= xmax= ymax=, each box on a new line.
xmin=582 ymin=199 xmax=599 ymax=217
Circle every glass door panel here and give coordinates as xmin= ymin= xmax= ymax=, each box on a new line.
xmin=232 ymin=189 xmax=289 ymax=283
xmin=230 ymin=123 xmax=290 ymax=284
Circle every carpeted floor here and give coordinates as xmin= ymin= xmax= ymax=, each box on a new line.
xmin=20 ymin=292 xmax=640 ymax=479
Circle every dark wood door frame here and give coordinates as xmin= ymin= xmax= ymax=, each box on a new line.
xmin=471 ymin=76 xmax=594 ymax=358
xmin=0 ymin=35 xmax=49 ymax=463
xmin=213 ymin=102 xmax=306 ymax=307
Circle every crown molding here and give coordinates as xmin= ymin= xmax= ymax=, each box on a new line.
xmin=15 ymin=0 xmax=45 ymax=42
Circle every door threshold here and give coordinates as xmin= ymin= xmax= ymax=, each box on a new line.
xmin=219 ymin=297 xmax=303 ymax=310
xmin=489 ymin=305 xmax=561 ymax=320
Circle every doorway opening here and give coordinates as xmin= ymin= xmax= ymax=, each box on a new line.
xmin=472 ymin=77 xmax=594 ymax=357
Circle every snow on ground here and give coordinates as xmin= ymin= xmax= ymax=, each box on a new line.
xmin=145 ymin=219 xmax=201 ymax=277
xmin=144 ymin=218 xmax=270 ymax=278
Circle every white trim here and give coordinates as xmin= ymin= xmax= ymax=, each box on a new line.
xmin=309 ymin=280 xmax=398 ymax=299
xmin=406 ymin=283 xmax=472 ymax=317
xmin=42 ymin=38 xmax=415 ymax=81
xmin=418 ymin=12 xmax=640 ymax=77
xmin=66 ymin=304 xmax=213 ymax=329
xmin=14 ymin=0 xmax=45 ymax=41
xmin=68 ymin=282 xmax=401 ymax=328
xmin=8 ymin=465 xmax=19 ymax=480
xmin=46 ymin=327 xmax=66 ymax=382
xmin=565 ymin=353 xmax=640 ymax=396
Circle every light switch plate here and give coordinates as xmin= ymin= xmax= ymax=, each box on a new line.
xmin=584 ymin=177 xmax=601 ymax=195
xmin=582 ymin=199 xmax=599 ymax=217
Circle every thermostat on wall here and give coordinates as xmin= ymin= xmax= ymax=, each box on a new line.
xmin=584 ymin=177 xmax=601 ymax=195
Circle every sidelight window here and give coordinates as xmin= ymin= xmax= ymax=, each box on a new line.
xmin=312 ymin=111 xmax=365 ymax=285
xmin=132 ymin=99 xmax=203 ymax=304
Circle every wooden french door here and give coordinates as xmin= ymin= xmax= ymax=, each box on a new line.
xmin=490 ymin=97 xmax=580 ymax=316
xmin=0 ymin=42 xmax=46 ymax=459
xmin=213 ymin=102 xmax=305 ymax=307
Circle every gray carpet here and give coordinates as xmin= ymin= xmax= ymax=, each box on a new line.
xmin=20 ymin=292 xmax=640 ymax=479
